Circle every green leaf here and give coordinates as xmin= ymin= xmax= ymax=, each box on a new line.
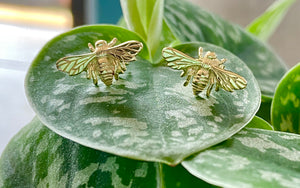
xmin=256 ymin=98 xmax=272 ymax=123
xmin=164 ymin=0 xmax=288 ymax=99
xmin=246 ymin=116 xmax=274 ymax=130
xmin=246 ymin=0 xmax=296 ymax=41
xmin=25 ymin=34 xmax=260 ymax=165
xmin=0 ymin=117 xmax=216 ymax=187
xmin=182 ymin=128 xmax=300 ymax=188
xmin=120 ymin=0 xmax=147 ymax=39
xmin=271 ymin=63 xmax=300 ymax=134
xmin=121 ymin=0 xmax=165 ymax=60
xmin=151 ymin=20 xmax=179 ymax=63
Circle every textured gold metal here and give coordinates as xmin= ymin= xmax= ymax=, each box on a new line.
xmin=162 ymin=47 xmax=247 ymax=97
xmin=56 ymin=38 xmax=143 ymax=86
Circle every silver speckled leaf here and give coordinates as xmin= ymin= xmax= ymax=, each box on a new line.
xmin=25 ymin=25 xmax=260 ymax=165
xmin=0 ymin=117 xmax=217 ymax=187
xmin=183 ymin=128 xmax=300 ymax=188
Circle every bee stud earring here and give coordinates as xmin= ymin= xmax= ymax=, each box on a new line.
xmin=56 ymin=38 xmax=143 ymax=86
xmin=162 ymin=47 xmax=247 ymax=97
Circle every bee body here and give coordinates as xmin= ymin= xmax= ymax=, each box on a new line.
xmin=97 ymin=57 xmax=114 ymax=86
xmin=192 ymin=69 xmax=209 ymax=95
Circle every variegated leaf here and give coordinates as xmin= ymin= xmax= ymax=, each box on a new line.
xmin=25 ymin=29 xmax=260 ymax=165
xmin=271 ymin=63 xmax=300 ymax=133
xmin=0 ymin=117 xmax=215 ymax=187
xmin=182 ymin=128 xmax=300 ymax=188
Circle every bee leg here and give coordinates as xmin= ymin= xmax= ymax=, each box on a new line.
xmin=88 ymin=43 xmax=95 ymax=52
xmin=206 ymin=83 xmax=214 ymax=97
xmin=206 ymin=74 xmax=216 ymax=97
xmin=220 ymin=58 xmax=226 ymax=64
xmin=198 ymin=47 xmax=204 ymax=58
xmin=92 ymin=78 xmax=98 ymax=86
xmin=114 ymin=73 xmax=119 ymax=80
xmin=93 ymin=78 xmax=99 ymax=86
xmin=215 ymin=84 xmax=220 ymax=91
xmin=193 ymin=89 xmax=200 ymax=95
xmin=108 ymin=38 xmax=118 ymax=47
xmin=184 ymin=74 xmax=192 ymax=86
xmin=90 ymin=69 xmax=99 ymax=86
xmin=86 ymin=70 xmax=91 ymax=79
xmin=180 ymin=70 xmax=188 ymax=77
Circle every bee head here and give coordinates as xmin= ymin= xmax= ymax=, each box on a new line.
xmin=205 ymin=51 xmax=217 ymax=59
xmin=95 ymin=40 xmax=108 ymax=48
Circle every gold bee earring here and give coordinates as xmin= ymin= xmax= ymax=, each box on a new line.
xmin=162 ymin=47 xmax=247 ymax=97
xmin=56 ymin=38 xmax=143 ymax=86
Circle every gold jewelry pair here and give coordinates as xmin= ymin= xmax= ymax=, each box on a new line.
xmin=56 ymin=38 xmax=247 ymax=97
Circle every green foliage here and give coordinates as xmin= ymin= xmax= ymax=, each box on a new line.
xmin=246 ymin=0 xmax=296 ymax=41
xmin=245 ymin=116 xmax=273 ymax=130
xmin=256 ymin=98 xmax=272 ymax=123
xmin=271 ymin=63 xmax=300 ymax=133
xmin=0 ymin=118 xmax=216 ymax=187
xmin=182 ymin=128 xmax=300 ymax=187
xmin=121 ymin=0 xmax=173 ymax=61
xmin=0 ymin=0 xmax=298 ymax=187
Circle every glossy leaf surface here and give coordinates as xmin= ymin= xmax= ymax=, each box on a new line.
xmin=164 ymin=0 xmax=287 ymax=99
xmin=183 ymin=128 xmax=300 ymax=188
xmin=25 ymin=32 xmax=260 ymax=165
xmin=271 ymin=63 xmax=300 ymax=134
xmin=0 ymin=117 xmax=215 ymax=187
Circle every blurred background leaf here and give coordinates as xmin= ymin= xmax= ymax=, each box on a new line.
xmin=271 ymin=63 xmax=300 ymax=134
xmin=246 ymin=0 xmax=296 ymax=41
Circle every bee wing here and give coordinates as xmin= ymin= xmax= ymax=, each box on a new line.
xmin=162 ymin=47 xmax=201 ymax=70
xmin=106 ymin=40 xmax=143 ymax=62
xmin=56 ymin=53 xmax=96 ymax=76
xmin=211 ymin=66 xmax=247 ymax=92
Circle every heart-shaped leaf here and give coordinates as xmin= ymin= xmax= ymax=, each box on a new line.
xmin=0 ymin=117 xmax=216 ymax=187
xmin=164 ymin=0 xmax=287 ymax=99
xmin=25 ymin=25 xmax=260 ymax=165
xmin=182 ymin=128 xmax=300 ymax=188
xmin=271 ymin=63 xmax=300 ymax=134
